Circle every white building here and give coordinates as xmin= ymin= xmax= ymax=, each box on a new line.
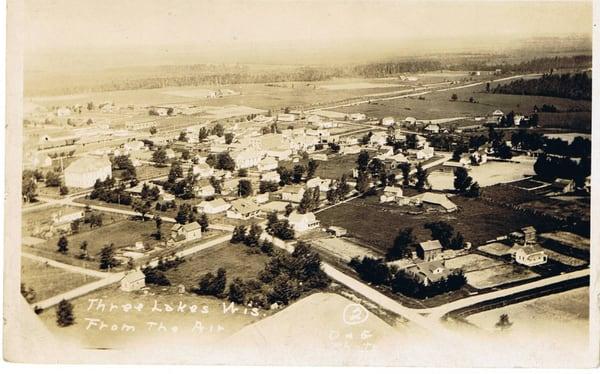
xmin=278 ymin=113 xmax=297 ymax=122
xmin=288 ymin=211 xmax=320 ymax=233
xmin=350 ymin=113 xmax=366 ymax=121
xmin=258 ymin=157 xmax=278 ymax=172
xmin=64 ymin=156 xmax=112 ymax=188
xmin=381 ymin=117 xmax=395 ymax=127
xmin=261 ymin=171 xmax=281 ymax=184
xmin=193 ymin=163 xmax=215 ymax=178
xmin=120 ymin=270 xmax=146 ymax=292
xmin=197 ymin=198 xmax=231 ymax=214
xmin=232 ymin=149 xmax=263 ymax=169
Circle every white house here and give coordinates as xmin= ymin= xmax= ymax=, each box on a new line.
xmin=56 ymin=107 xmax=72 ymax=117
xmin=424 ymin=124 xmax=440 ymax=134
xmin=124 ymin=141 xmax=145 ymax=152
xmin=194 ymin=184 xmax=216 ymax=198
xmin=404 ymin=260 xmax=450 ymax=286
xmin=165 ymin=148 xmax=176 ymax=159
xmin=512 ymin=244 xmax=548 ymax=267
xmin=280 ymin=185 xmax=305 ymax=203
xmin=64 ymin=156 xmax=112 ymax=188
xmin=379 ymin=186 xmax=403 ymax=203
xmin=120 ymin=270 xmax=146 ymax=292
xmin=261 ymin=171 xmax=281 ymax=184
xmin=404 ymin=117 xmax=417 ymax=125
xmin=193 ymin=163 xmax=214 ymax=178
xmin=288 ymin=211 xmax=320 ymax=233
xmin=51 ymin=208 xmax=85 ymax=226
xmin=170 ymin=222 xmax=203 ymax=242
xmin=197 ymin=198 xmax=231 ymax=214
xmin=258 ymin=157 xmax=278 ymax=172
xmin=381 ymin=117 xmax=395 ymax=127
xmin=369 ymin=133 xmax=388 ymax=147
xmin=411 ymin=192 xmax=458 ymax=212
xmin=350 ymin=113 xmax=366 ymax=121
xmin=306 ymin=177 xmax=332 ymax=192
xmin=232 ymin=149 xmax=263 ymax=169
xmin=227 ymin=198 xmax=261 ymax=220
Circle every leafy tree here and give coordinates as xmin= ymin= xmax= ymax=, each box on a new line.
xmin=132 ymin=198 xmax=152 ymax=221
xmin=78 ymin=241 xmax=89 ymax=259
xmin=466 ymin=182 xmax=481 ymax=198
xmin=245 ymin=224 xmax=263 ymax=247
xmin=175 ymin=203 xmax=193 ymax=224
xmin=45 ymin=171 xmax=61 ymax=187
xmin=292 ymin=164 xmax=305 ymax=184
xmin=337 ymin=174 xmax=351 ymax=198
xmin=496 ymin=313 xmax=513 ymax=329
xmin=228 ymin=277 xmax=247 ymax=304
xmin=268 ymin=274 xmax=300 ymax=305
xmin=259 ymin=180 xmax=279 ymax=193
xmin=260 ymin=240 xmax=274 ymax=256
xmin=349 ymin=256 xmax=392 ymax=286
xmin=397 ymin=163 xmax=411 ymax=187
xmin=198 ymin=127 xmax=209 ymax=141
xmin=178 ymin=131 xmax=189 ymax=142
xmin=328 ymin=143 xmax=340 ymax=153
xmin=209 ymin=176 xmax=222 ymax=194
xmin=424 ymin=221 xmax=455 ymax=248
xmin=356 ymin=150 xmax=370 ymax=171
xmin=224 ymin=133 xmax=234 ymax=144
xmin=168 ymin=161 xmax=184 ymax=182
xmin=449 ymin=232 xmax=465 ymax=250
xmin=414 ymin=163 xmax=429 ymax=191
xmin=238 ymin=179 xmax=253 ymax=197
xmin=387 ymin=228 xmax=415 ymax=260
xmin=285 ymin=203 xmax=294 ymax=217
xmin=57 ymin=235 xmax=69 ymax=254
xmin=151 ymin=148 xmax=168 ymax=165
xmin=231 ymin=225 xmax=247 ymax=244
xmin=211 ymin=123 xmax=225 ymax=137
xmin=99 ymin=243 xmax=119 ymax=270
xmin=355 ymin=171 xmax=371 ymax=194
xmin=238 ymin=168 xmax=248 ymax=177
xmin=59 ymin=184 xmax=69 ymax=196
xmin=276 ymin=166 xmax=292 ymax=185
xmin=307 ymin=159 xmax=319 ymax=179
xmin=453 ymin=167 xmax=473 ymax=193
xmin=216 ymin=152 xmax=236 ymax=171
xmin=143 ymin=268 xmax=171 ymax=286
xmin=298 ymin=187 xmax=319 ymax=214
xmin=56 ymin=299 xmax=74 ymax=327
xmin=154 ymin=215 xmax=163 ymax=239
xmin=20 ymin=283 xmax=36 ymax=303
xmin=149 ymin=126 xmax=157 ymax=135
xmin=496 ymin=142 xmax=513 ymax=159
xmin=450 ymin=93 xmax=458 ymax=101
xmin=22 ymin=171 xmax=38 ymax=203
xmin=196 ymin=268 xmax=227 ymax=297
xmin=197 ymin=213 xmax=209 ymax=232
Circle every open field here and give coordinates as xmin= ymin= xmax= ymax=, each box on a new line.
xmin=36 ymin=219 xmax=174 ymax=260
xmin=163 ymin=242 xmax=271 ymax=291
xmin=466 ymin=287 xmax=588 ymax=332
xmin=445 ymin=254 xmax=503 ymax=273
xmin=465 ymin=264 xmax=539 ymax=289
xmin=21 ymin=257 xmax=100 ymax=302
xmin=428 ymin=157 xmax=535 ymax=190
xmin=316 ymin=194 xmax=560 ymax=253
xmin=36 ymin=284 xmax=268 ymax=349
xmin=311 ymin=237 xmax=380 ymax=262
xmin=280 ymin=151 xmax=375 ymax=180
xmin=334 ymin=83 xmax=591 ymax=124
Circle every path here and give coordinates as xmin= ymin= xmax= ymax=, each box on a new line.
xmin=22 ymin=252 xmax=110 ymax=279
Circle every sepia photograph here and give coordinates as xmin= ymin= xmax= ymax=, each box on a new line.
xmin=3 ymin=0 xmax=597 ymax=368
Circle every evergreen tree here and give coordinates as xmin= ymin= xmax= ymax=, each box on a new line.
xmin=56 ymin=299 xmax=74 ymax=327
xmin=57 ymin=235 xmax=69 ymax=254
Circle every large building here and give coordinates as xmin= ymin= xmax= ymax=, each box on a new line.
xmin=64 ymin=156 xmax=112 ymax=188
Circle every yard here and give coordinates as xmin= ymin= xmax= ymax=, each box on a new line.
xmin=280 ymin=151 xmax=375 ymax=180
xmin=20 ymin=257 xmax=100 ymax=302
xmin=316 ymin=194 xmax=560 ymax=255
xmin=163 ymin=242 xmax=271 ymax=291
xmin=37 ymin=218 xmax=174 ymax=261
xmin=464 ymin=264 xmax=539 ymax=289
xmin=311 ymin=237 xmax=380 ymax=262
xmin=445 ymin=253 xmax=503 ymax=273
xmin=428 ymin=157 xmax=535 ymax=190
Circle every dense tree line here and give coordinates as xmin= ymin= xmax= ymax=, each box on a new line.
xmin=493 ymin=72 xmax=591 ymax=100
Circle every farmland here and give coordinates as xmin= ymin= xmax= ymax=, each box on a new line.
xmin=316 ymin=193 xmax=560 ymax=254
xmin=20 ymin=257 xmax=100 ymax=302
xmin=162 ymin=242 xmax=271 ymax=291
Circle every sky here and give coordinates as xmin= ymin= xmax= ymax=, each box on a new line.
xmin=22 ymin=0 xmax=593 ymax=67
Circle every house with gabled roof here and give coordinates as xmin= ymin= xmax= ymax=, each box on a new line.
xmin=405 ymin=260 xmax=450 ymax=286
xmin=280 ymin=185 xmax=305 ymax=203
xmin=197 ymin=198 xmax=231 ymax=214
xmin=227 ymin=198 xmax=261 ymax=220
xmin=170 ymin=222 xmax=202 ymax=242
xmin=416 ymin=240 xmax=444 ymax=261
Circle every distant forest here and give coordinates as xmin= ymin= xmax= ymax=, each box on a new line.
xmin=25 ymin=55 xmax=592 ymax=96
xmin=493 ymin=72 xmax=592 ymax=100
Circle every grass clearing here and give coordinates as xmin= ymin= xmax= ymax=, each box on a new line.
xmin=465 ymin=264 xmax=539 ymax=289
xmin=20 ymin=257 xmax=100 ymax=302
xmin=445 ymin=254 xmax=504 ymax=273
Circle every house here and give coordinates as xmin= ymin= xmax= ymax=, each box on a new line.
xmin=261 ymin=171 xmax=281 ymax=184
xmin=232 ymin=149 xmax=263 ymax=169
xmin=379 ymin=186 xmax=403 ymax=203
xmin=124 ymin=141 xmax=145 ymax=152
xmin=288 ymin=211 xmax=320 ymax=232
xmin=306 ymin=177 xmax=332 ymax=192
xmin=227 ymin=198 xmax=261 ymax=220
xmin=416 ymin=240 xmax=444 ymax=261
xmin=404 ymin=117 xmax=417 ymax=125
xmin=381 ymin=117 xmax=395 ymax=127
xmin=511 ymin=244 xmax=548 ymax=267
xmin=326 ymin=226 xmax=347 ymax=237
xmin=415 ymin=145 xmax=435 ymax=160
xmin=51 ymin=208 xmax=85 ymax=226
xmin=552 ymin=178 xmax=576 ymax=193
xmin=258 ymin=157 xmax=278 ymax=172
xmin=254 ymin=193 xmax=269 ymax=205
xmin=440 ymin=160 xmax=470 ymax=173
xmin=513 ymin=114 xmax=524 ymax=126
xmin=369 ymin=133 xmax=388 ymax=147
xmin=31 ymin=153 xmax=53 ymax=168
xmin=280 ymin=185 xmax=305 ymax=203
xmin=165 ymin=148 xmax=176 ymax=159
xmin=350 ymin=113 xmax=366 ymax=121
xmin=277 ymin=113 xmax=297 ymax=122
xmin=411 ymin=192 xmax=458 ymax=212
xmin=195 ymin=184 xmax=215 ymax=198
xmin=405 ymin=260 xmax=450 ymax=286
xmin=193 ymin=163 xmax=214 ymax=178
xmin=424 ymin=124 xmax=440 ymax=134
xmin=120 ymin=270 xmax=146 ymax=292
xmin=197 ymin=198 xmax=231 ymax=214
xmin=64 ymin=156 xmax=112 ymax=188
xmin=491 ymin=109 xmax=504 ymax=120
xmin=340 ymin=145 xmax=362 ymax=155
xmin=306 ymin=115 xmax=322 ymax=124
xmin=170 ymin=222 xmax=203 ymax=242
